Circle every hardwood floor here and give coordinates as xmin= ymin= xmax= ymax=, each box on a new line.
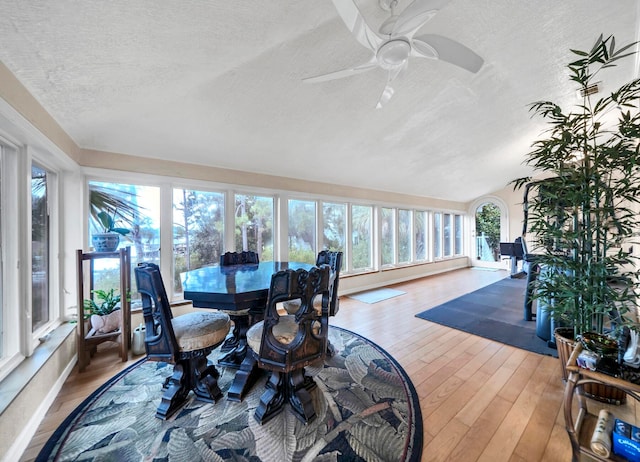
xmin=20 ymin=267 xmax=633 ymax=461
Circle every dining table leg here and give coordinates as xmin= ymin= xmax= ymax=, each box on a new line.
xmin=217 ymin=314 xmax=250 ymax=367
xmin=218 ymin=300 xmax=266 ymax=367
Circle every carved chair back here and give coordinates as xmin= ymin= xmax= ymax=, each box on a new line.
xmin=134 ymin=262 xmax=180 ymax=363
xmin=220 ymin=251 xmax=259 ymax=266
xmin=316 ymin=250 xmax=342 ymax=316
xmin=258 ymin=265 xmax=331 ymax=373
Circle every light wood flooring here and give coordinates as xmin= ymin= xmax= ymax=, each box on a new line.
xmin=19 ymin=267 xmax=637 ymax=461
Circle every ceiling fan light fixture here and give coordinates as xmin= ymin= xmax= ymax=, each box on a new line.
xmin=377 ymin=39 xmax=411 ymax=69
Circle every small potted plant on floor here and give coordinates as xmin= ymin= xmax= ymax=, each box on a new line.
xmin=513 ymin=34 xmax=640 ymax=401
xmin=84 ymin=288 xmax=123 ymax=336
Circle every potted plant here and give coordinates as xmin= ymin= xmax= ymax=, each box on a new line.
xmin=83 ymin=288 xmax=123 ymax=336
xmin=91 ymin=210 xmax=131 ymax=252
xmin=513 ymin=35 xmax=640 ymax=400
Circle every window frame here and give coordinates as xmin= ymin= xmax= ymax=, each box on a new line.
xmin=27 ymin=152 xmax=61 ymax=352
xmin=286 ymin=197 xmax=318 ymax=265
xmin=233 ymin=192 xmax=276 ymax=260
xmin=321 ymin=201 xmax=347 ymax=256
xmin=414 ymin=209 xmax=430 ymax=262
xmin=349 ymin=202 xmax=374 ymax=273
xmin=380 ymin=206 xmax=396 ymax=267
xmin=0 ymin=137 xmax=65 ymax=380
xmin=0 ymin=138 xmax=22 ymax=378
xmin=454 ymin=214 xmax=464 ymax=256
xmin=171 ymin=185 xmax=226 ymax=293
xmin=397 ymin=208 xmax=413 ymax=264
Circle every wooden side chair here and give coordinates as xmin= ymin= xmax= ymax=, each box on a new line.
xmin=283 ymin=250 xmax=342 ymax=355
xmin=217 ymin=251 xmax=260 ymax=366
xmin=246 ymin=265 xmax=332 ymax=424
xmin=134 ymin=262 xmax=231 ymax=420
xmin=220 ymin=250 xmax=259 ymax=266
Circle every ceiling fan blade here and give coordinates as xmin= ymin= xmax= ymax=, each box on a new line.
xmin=375 ymin=64 xmax=406 ymax=109
xmin=412 ymin=34 xmax=484 ymax=73
xmin=303 ymin=59 xmax=378 ymax=83
xmin=392 ymin=0 xmax=449 ymax=38
xmin=330 ymin=0 xmax=383 ymax=51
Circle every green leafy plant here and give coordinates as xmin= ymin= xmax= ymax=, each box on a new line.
xmin=513 ymin=34 xmax=640 ymax=340
xmin=89 ymin=185 xmax=139 ymax=232
xmin=96 ymin=210 xmax=131 ymax=236
xmin=83 ymin=288 xmax=121 ymax=318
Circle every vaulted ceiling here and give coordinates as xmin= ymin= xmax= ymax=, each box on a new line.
xmin=0 ymin=0 xmax=638 ymax=202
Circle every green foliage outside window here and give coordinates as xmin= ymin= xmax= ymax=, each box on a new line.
xmin=235 ymin=195 xmax=274 ymax=259
xmin=475 ymin=203 xmax=500 ymax=261
xmin=352 ymin=205 xmax=372 ymax=270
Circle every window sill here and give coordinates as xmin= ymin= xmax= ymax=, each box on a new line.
xmin=0 ymin=322 xmax=75 ymax=415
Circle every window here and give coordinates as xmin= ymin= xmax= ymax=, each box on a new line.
xmin=0 ymin=139 xmax=65 ymax=377
xmin=0 ymin=141 xmax=21 ymax=375
xmin=351 ymin=204 xmax=373 ymax=271
xmin=288 ymin=199 xmax=316 ymax=264
xmin=415 ymin=210 xmax=428 ymax=261
xmin=443 ymin=213 xmax=452 ymax=257
xmin=475 ymin=203 xmax=501 ymax=262
xmin=398 ymin=209 xmax=412 ymax=264
xmin=85 ymin=179 xmax=466 ymax=307
xmin=234 ymin=194 xmax=274 ymax=261
xmin=173 ymin=188 xmax=225 ymax=292
xmin=434 ymin=212 xmax=442 ymax=259
xmin=455 ymin=214 xmax=463 ymax=255
xmin=380 ymin=207 xmax=395 ymax=266
xmin=89 ymin=181 xmax=160 ymax=297
xmin=0 ymin=147 xmax=3 ymax=359
xmin=31 ymin=164 xmax=50 ymax=332
xmin=322 ymin=202 xmax=346 ymax=255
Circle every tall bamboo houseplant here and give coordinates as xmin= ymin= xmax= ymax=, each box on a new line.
xmin=514 ymin=34 xmax=640 ymax=342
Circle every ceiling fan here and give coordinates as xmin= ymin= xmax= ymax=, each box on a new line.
xmin=304 ymin=0 xmax=484 ymax=108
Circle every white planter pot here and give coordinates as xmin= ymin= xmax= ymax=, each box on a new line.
xmin=92 ymin=233 xmax=120 ymax=252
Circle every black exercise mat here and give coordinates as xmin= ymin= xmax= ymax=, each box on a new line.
xmin=415 ymin=277 xmax=557 ymax=357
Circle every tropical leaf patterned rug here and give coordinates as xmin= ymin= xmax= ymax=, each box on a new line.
xmin=37 ymin=327 xmax=422 ymax=462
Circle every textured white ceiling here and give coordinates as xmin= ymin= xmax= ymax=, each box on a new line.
xmin=0 ymin=0 xmax=638 ymax=202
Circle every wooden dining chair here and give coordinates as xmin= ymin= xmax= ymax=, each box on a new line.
xmin=220 ymin=250 xmax=259 ymax=266
xmin=246 ymin=265 xmax=332 ymax=424
xmin=283 ymin=250 xmax=342 ymax=355
xmin=135 ymin=262 xmax=231 ymax=420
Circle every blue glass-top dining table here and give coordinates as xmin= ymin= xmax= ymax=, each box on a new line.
xmin=181 ymin=261 xmax=313 ymax=367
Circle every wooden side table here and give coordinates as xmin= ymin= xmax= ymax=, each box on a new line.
xmin=76 ymin=247 xmax=131 ymax=372
xmin=564 ymin=343 xmax=640 ymax=461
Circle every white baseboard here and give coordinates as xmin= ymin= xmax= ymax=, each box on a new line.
xmin=5 ymin=355 xmax=77 ymax=462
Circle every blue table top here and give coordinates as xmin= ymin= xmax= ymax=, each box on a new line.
xmin=181 ymin=261 xmax=313 ymax=309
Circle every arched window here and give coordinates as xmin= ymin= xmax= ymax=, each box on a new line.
xmin=469 ymin=197 xmax=508 ymax=268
